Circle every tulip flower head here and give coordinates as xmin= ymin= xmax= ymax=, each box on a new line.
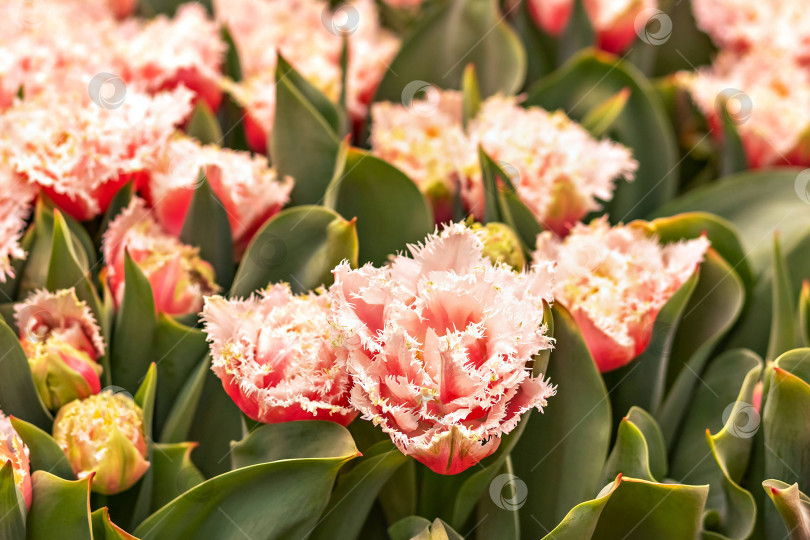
xmin=202 ymin=284 xmax=357 ymax=425
xmin=0 ymin=411 xmax=32 ymax=510
xmin=147 ymin=137 xmax=293 ymax=251
xmin=53 ymin=391 xmax=150 ymax=495
xmin=533 ymin=218 xmax=710 ymax=372
xmin=15 ymin=289 xmax=106 ymax=411
xmin=330 ymin=223 xmax=556 ymax=474
xmin=102 ymin=198 xmax=219 ymax=317
xmin=0 ymin=171 xmax=35 ymax=282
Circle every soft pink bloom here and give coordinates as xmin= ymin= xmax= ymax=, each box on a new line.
xmin=15 ymin=289 xmax=106 ymax=410
xmin=146 ymin=137 xmax=292 ymax=251
xmin=216 ymin=0 xmax=399 ymax=153
xmin=202 ymin=285 xmax=357 ymax=425
xmin=115 ymin=4 xmax=226 ymax=111
xmin=102 ymin=198 xmax=219 ymax=317
xmin=0 ymin=88 xmax=192 ymax=221
xmin=53 ymin=391 xmax=150 ymax=495
xmin=692 ymin=0 xmax=810 ymax=60
xmin=528 ymin=0 xmax=655 ymax=53
xmin=533 ymin=217 xmax=709 ymax=372
xmin=330 ymin=224 xmax=556 ymax=474
xmin=370 ymin=91 xmax=637 ymax=234
xmin=107 ymin=0 xmax=137 ymax=18
xmin=0 ymin=411 xmax=32 ymax=510
xmin=679 ymin=49 xmax=810 ymax=168
xmin=0 ymin=169 xmax=36 ymax=282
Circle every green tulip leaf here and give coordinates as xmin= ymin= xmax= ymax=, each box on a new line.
xmin=625 ymin=407 xmax=667 ymax=481
xmin=389 ymin=517 xmax=464 ymax=540
xmin=511 ymin=305 xmax=611 ymax=537
xmin=90 ymin=507 xmax=137 ymax=540
xmin=767 ymin=234 xmax=799 ymax=360
xmin=149 ymin=442 xmax=204 ymax=512
xmin=374 ymin=0 xmax=526 ymax=101
xmin=557 ymin=0 xmax=594 ymax=64
xmin=186 ymin=100 xmax=222 ymax=145
xmin=231 ymin=206 xmax=358 ymax=296
xmin=26 ymin=471 xmax=92 ymax=540
xmin=543 ymin=475 xmax=621 ymax=539
xmin=473 ymin=456 xmax=520 ymax=540
xmin=762 ymin=480 xmax=810 ymax=540
xmin=799 ymin=282 xmax=810 ymax=347
xmin=159 ymin=354 xmax=210 ymax=444
xmin=461 ymin=64 xmax=481 ymax=130
xmin=0 ymin=317 xmax=52 ymax=429
xmin=601 ymin=418 xmax=656 ymax=485
xmin=98 ymin=182 xmax=134 ymax=243
xmin=0 ymin=462 xmax=25 ymax=539
xmin=325 ymin=145 xmax=433 ymax=266
xmin=716 ymin=94 xmax=749 ymax=177
xmin=379 ymin=459 xmax=418 ymax=526
xmin=581 ymin=88 xmax=631 ymax=138
xmin=9 ymin=416 xmax=73 ymax=479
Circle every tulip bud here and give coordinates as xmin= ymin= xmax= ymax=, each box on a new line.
xmin=15 ymin=289 xmax=105 ymax=411
xmin=470 ymin=222 xmax=526 ymax=270
xmin=534 ymin=218 xmax=710 ymax=372
xmin=102 ymin=198 xmax=219 ymax=317
xmin=331 ymin=224 xmax=556 ymax=474
xmin=202 ymin=285 xmax=357 ymax=426
xmin=52 ymin=391 xmax=150 ymax=495
xmin=0 ymin=412 xmax=32 ymax=510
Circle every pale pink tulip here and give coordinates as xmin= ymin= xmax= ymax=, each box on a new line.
xmin=534 ymin=217 xmax=709 ymax=372
xmin=53 ymin=391 xmax=149 ymax=495
xmin=0 ymin=169 xmax=35 ymax=282
xmin=0 ymin=411 xmax=31 ymax=509
xmin=330 ymin=224 xmax=556 ymax=474
xmin=202 ymin=285 xmax=357 ymax=425
xmin=15 ymin=289 xmax=106 ymax=410
xmin=102 ymin=198 xmax=219 ymax=317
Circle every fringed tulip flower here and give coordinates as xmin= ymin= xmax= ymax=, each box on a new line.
xmin=146 ymin=137 xmax=293 ymax=252
xmin=370 ymin=90 xmax=637 ymax=234
xmin=15 ymin=289 xmax=106 ymax=411
xmin=0 ymin=170 xmax=36 ymax=282
xmin=0 ymin=411 xmax=32 ymax=510
xmin=201 ymin=284 xmax=357 ymax=425
xmin=527 ymin=0 xmax=656 ymax=53
xmin=0 ymin=88 xmax=193 ymax=221
xmin=533 ymin=217 xmax=710 ymax=372
xmin=679 ymin=50 xmax=810 ymax=168
xmin=53 ymin=391 xmax=150 ymax=495
xmin=115 ymin=4 xmax=226 ymax=111
xmin=102 ymin=198 xmax=219 ymax=317
xmin=330 ymin=224 xmax=556 ymax=474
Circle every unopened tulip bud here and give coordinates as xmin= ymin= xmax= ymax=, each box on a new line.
xmin=53 ymin=391 xmax=149 ymax=495
xmin=15 ymin=289 xmax=105 ymax=410
xmin=0 ymin=412 xmax=32 ymax=510
xmin=471 ymin=222 xmax=526 ymax=270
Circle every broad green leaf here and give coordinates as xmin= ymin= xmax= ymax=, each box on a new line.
xmin=374 ymin=0 xmax=526 ymax=101
xmin=717 ymin=94 xmax=749 ymax=177
xmin=127 ymin=363 xmax=158 ymax=529
xmin=648 ymin=0 xmax=714 ymax=77
xmin=231 ymin=421 xmax=359 ymax=469
xmin=379 ymin=460 xmax=418 ymax=526
xmin=9 ymin=417 xmax=73 ymax=479
xmin=461 ymin=64 xmax=481 ymax=129
xmin=231 ymin=206 xmax=358 ymax=296
xmin=767 ymin=234 xmax=798 ymax=360
xmin=98 ymin=182 xmax=134 ymax=243
xmin=557 ymin=0 xmax=594 ymax=64
xmin=179 ymin=174 xmax=235 ymax=288
xmin=149 ymin=442 xmax=204 ymax=512
xmin=325 ymin=146 xmax=433 ymax=266
xmin=656 ymin=251 xmax=745 ymax=447
xmin=0 ymin=318 xmax=52 ymax=429
xmin=600 ymin=418 xmax=656 ymax=484
xmin=272 ymin=56 xmax=341 ymax=206
xmin=90 ymin=507 xmax=137 ymax=540
xmin=186 ymin=101 xmax=222 ymax=145
xmin=511 ymin=305 xmax=611 ymax=537
xmin=26 ymin=472 xmax=92 ymax=540
xmin=543 ymin=475 xmax=620 ymax=539
xmin=310 ymin=441 xmax=409 ymax=540
xmin=389 ymin=517 xmax=464 ymax=540
xmin=133 ymin=431 xmax=359 ymax=539
xmin=525 ymin=50 xmax=678 ymax=220
xmin=159 ymin=354 xmax=210 ymax=443
xmin=219 ymin=25 xmax=242 ymax=81
xmin=110 ymin=252 xmax=157 ymax=394
xmin=625 ymin=407 xmax=667 ymax=481
xmin=581 ymin=88 xmax=631 ymax=137
xmin=0 ymin=463 xmax=25 ymax=539
xmin=474 ymin=456 xmax=520 ymax=540
xmin=762 ymin=480 xmax=810 ymax=540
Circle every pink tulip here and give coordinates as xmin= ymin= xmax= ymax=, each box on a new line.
xmin=0 ymin=412 xmax=32 ymax=510
xmin=330 ymin=224 xmax=556 ymax=474
xmin=15 ymin=289 xmax=106 ymax=410
xmin=533 ymin=218 xmax=709 ymax=372
xmin=53 ymin=391 xmax=149 ymax=495
xmin=102 ymin=198 xmax=219 ymax=317
xmin=202 ymin=285 xmax=358 ymax=425
xmin=0 ymin=171 xmax=35 ymax=282
xmin=146 ymin=137 xmax=292 ymax=253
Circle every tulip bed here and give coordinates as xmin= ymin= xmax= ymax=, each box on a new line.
xmin=1 ymin=0 xmax=809 ymax=539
